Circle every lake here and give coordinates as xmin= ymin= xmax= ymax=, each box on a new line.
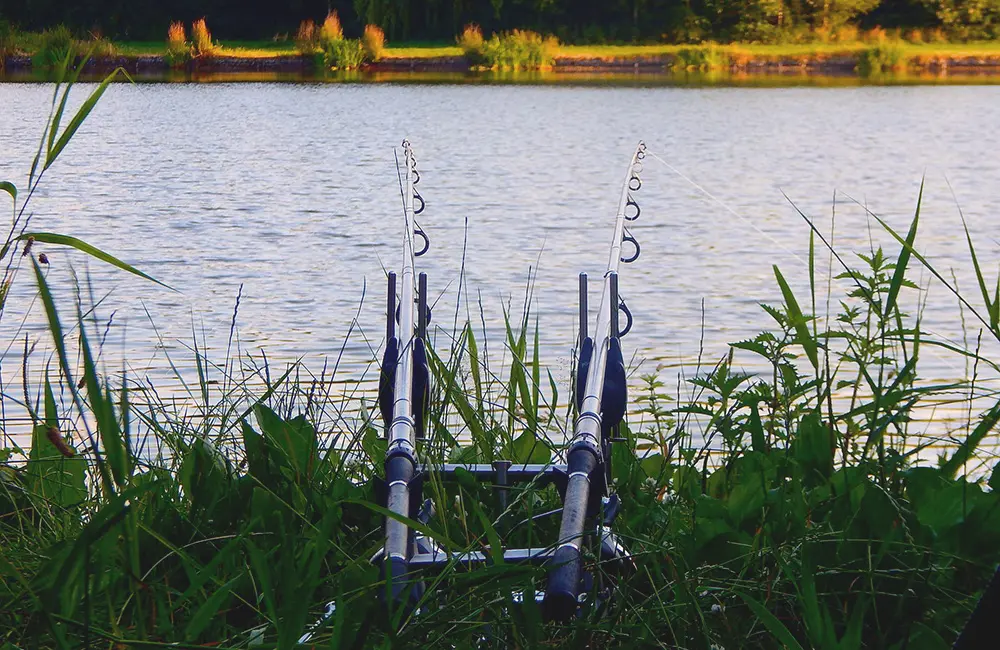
xmin=2 ymin=79 xmax=999 ymax=444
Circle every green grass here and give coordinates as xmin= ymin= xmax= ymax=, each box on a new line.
xmin=3 ymin=57 xmax=1000 ymax=649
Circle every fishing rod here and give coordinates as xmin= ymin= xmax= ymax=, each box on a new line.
xmin=377 ymin=139 xmax=433 ymax=605
xmin=544 ymin=141 xmax=646 ymax=620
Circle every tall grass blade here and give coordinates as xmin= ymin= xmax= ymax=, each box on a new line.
xmin=19 ymin=232 xmax=171 ymax=288
xmin=884 ymin=181 xmax=921 ymax=319
xmin=773 ymin=265 xmax=819 ymax=369
xmin=44 ymin=67 xmax=124 ymax=171
xmin=0 ymin=181 xmax=15 ymax=202
xmin=941 ymin=398 xmax=1000 ymax=478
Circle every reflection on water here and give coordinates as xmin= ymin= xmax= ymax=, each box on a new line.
xmin=0 ymin=80 xmax=999 ymax=452
xmin=4 ymin=68 xmax=1000 ymax=86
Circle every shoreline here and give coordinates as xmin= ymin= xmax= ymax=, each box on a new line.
xmin=4 ymin=49 xmax=1000 ymax=79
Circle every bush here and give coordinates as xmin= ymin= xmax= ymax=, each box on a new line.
xmin=475 ymin=29 xmax=558 ymax=70
xmin=165 ymin=21 xmax=190 ymax=66
xmin=672 ymin=43 xmax=730 ymax=71
xmin=857 ymin=40 xmax=908 ymax=75
xmin=295 ymin=19 xmax=318 ymax=54
xmin=33 ymin=25 xmax=76 ymax=68
xmin=191 ymin=18 xmax=219 ymax=58
xmin=458 ymin=23 xmax=485 ymax=64
xmin=323 ymin=37 xmax=365 ymax=69
xmin=362 ymin=24 xmax=385 ymax=61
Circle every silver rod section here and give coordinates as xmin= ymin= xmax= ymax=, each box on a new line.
xmin=570 ymin=142 xmax=644 ymax=456
xmin=388 ymin=143 xmax=418 ymax=460
xmin=385 ymin=142 xmax=420 ymax=565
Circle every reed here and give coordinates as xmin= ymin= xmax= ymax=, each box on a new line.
xmin=319 ymin=10 xmax=344 ymax=47
xmin=165 ymin=20 xmax=190 ymax=65
xmin=295 ymin=19 xmax=318 ymax=54
xmin=474 ymin=29 xmax=558 ymax=70
xmin=362 ymin=24 xmax=386 ymax=61
xmin=191 ymin=17 xmax=220 ymax=58
xmin=457 ymin=23 xmax=486 ymax=64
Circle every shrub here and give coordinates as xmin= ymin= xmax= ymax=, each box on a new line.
xmin=458 ymin=23 xmax=485 ymax=64
xmin=319 ymin=11 xmax=343 ymax=49
xmin=166 ymin=21 xmax=190 ymax=66
xmin=362 ymin=24 xmax=385 ymax=61
xmin=858 ymin=40 xmax=908 ymax=75
xmin=33 ymin=25 xmax=76 ymax=68
xmin=476 ymin=30 xmax=557 ymax=70
xmin=672 ymin=43 xmax=730 ymax=71
xmin=191 ymin=18 xmax=219 ymax=57
xmin=295 ymin=19 xmax=318 ymax=54
xmin=323 ymin=38 xmax=365 ymax=69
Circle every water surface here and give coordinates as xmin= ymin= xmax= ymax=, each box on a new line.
xmin=1 ymin=80 xmax=999 ymax=443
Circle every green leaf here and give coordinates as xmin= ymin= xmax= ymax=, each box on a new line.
xmin=45 ymin=67 xmax=124 ymax=171
xmin=773 ymin=265 xmax=818 ymax=369
xmin=942 ymin=397 xmax=1000 ymax=478
xmin=792 ymin=411 xmax=833 ymax=484
xmin=884 ymin=181 xmax=921 ymax=319
xmin=25 ymin=375 xmax=86 ymax=509
xmin=79 ymin=311 xmax=130 ymax=490
xmin=736 ymin=591 xmax=805 ymax=650
xmin=253 ymin=404 xmax=318 ymax=481
xmin=0 ymin=181 xmax=15 ymax=203
xmin=18 ymin=232 xmax=172 ymax=289
xmin=184 ymin=576 xmax=239 ymax=642
xmin=510 ymin=430 xmax=549 ymax=464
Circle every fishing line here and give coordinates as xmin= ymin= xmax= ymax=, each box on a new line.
xmin=648 ymin=149 xmax=979 ymax=388
xmin=646 ymin=149 xmax=808 ymax=267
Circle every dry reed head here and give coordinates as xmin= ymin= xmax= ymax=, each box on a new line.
xmin=167 ymin=21 xmax=186 ymax=47
xmin=320 ymin=11 xmax=343 ymax=44
xmin=296 ymin=19 xmax=318 ymax=53
xmin=362 ymin=24 xmax=385 ymax=61
xmin=191 ymin=17 xmax=218 ymax=56
xmin=458 ymin=23 xmax=484 ymax=51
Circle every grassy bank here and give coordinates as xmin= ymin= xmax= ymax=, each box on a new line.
xmin=3 ymin=63 xmax=1000 ymax=648
xmin=3 ymin=19 xmax=1000 ymax=76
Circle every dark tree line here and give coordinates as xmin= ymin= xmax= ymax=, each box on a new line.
xmin=0 ymin=0 xmax=997 ymax=43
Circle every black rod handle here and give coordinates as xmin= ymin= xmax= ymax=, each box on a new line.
xmin=386 ymin=272 xmax=397 ymax=340
xmin=609 ymin=272 xmax=619 ymax=339
xmin=579 ymin=273 xmax=588 ymax=345
xmin=417 ymin=272 xmax=428 ymax=339
xmin=544 ymin=445 xmax=598 ymax=620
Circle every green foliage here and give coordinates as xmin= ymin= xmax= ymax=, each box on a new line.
xmin=921 ymin=0 xmax=1000 ymax=38
xmin=321 ymin=37 xmax=365 ymax=69
xmin=858 ymin=39 xmax=910 ymax=74
xmin=32 ymin=25 xmax=76 ymax=68
xmin=673 ymin=43 xmax=731 ymax=70
xmin=468 ymin=29 xmax=559 ymax=70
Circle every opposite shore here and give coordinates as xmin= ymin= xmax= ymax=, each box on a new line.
xmin=4 ymin=42 xmax=1000 ymax=78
